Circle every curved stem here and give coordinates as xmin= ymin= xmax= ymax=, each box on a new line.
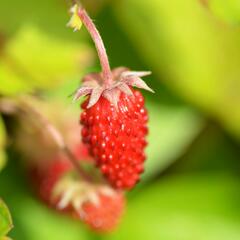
xmin=20 ymin=100 xmax=91 ymax=181
xmin=0 ymin=97 xmax=91 ymax=182
xmin=77 ymin=7 xmax=112 ymax=85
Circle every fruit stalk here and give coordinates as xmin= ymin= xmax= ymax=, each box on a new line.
xmin=21 ymin=100 xmax=92 ymax=181
xmin=77 ymin=7 xmax=112 ymax=85
xmin=0 ymin=98 xmax=91 ymax=181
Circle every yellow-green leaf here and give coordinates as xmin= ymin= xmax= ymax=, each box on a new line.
xmin=113 ymin=0 xmax=240 ymax=140
xmin=207 ymin=0 xmax=240 ymax=25
xmin=3 ymin=25 xmax=92 ymax=91
xmin=0 ymin=60 xmax=31 ymax=96
xmin=0 ymin=199 xmax=13 ymax=238
xmin=0 ymin=117 xmax=7 ymax=172
xmin=108 ymin=174 xmax=240 ymax=240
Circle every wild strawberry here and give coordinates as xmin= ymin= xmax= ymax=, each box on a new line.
xmin=79 ymin=192 xmax=125 ymax=232
xmin=70 ymin=6 xmax=154 ymax=189
xmin=77 ymin=68 xmax=151 ymax=190
xmin=53 ymin=178 xmax=126 ymax=232
xmin=30 ymin=157 xmax=125 ymax=232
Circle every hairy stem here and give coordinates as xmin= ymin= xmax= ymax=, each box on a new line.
xmin=77 ymin=7 xmax=112 ymax=85
xmin=0 ymin=98 xmax=91 ymax=181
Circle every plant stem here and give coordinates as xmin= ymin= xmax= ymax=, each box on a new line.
xmin=77 ymin=7 xmax=112 ymax=85
xmin=21 ymin=100 xmax=91 ymax=181
xmin=0 ymin=98 xmax=91 ymax=181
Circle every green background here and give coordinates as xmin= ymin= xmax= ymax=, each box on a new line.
xmin=0 ymin=0 xmax=240 ymax=239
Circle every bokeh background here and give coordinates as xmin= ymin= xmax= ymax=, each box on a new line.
xmin=0 ymin=0 xmax=240 ymax=239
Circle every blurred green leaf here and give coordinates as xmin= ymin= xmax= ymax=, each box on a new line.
xmin=8 ymin=196 xmax=89 ymax=240
xmin=0 ymin=151 xmax=7 ymax=173
xmin=1 ymin=25 xmax=92 ymax=92
xmin=207 ymin=0 xmax=240 ymax=25
xmin=0 ymin=0 xmax=71 ymax=37
xmin=113 ymin=0 xmax=240 ymax=140
xmin=0 ymin=199 xmax=13 ymax=238
xmin=108 ymin=173 xmax=240 ymax=240
xmin=0 ymin=0 xmax=107 ymax=37
xmin=0 ymin=117 xmax=6 ymax=171
xmin=144 ymin=102 xmax=204 ymax=181
xmin=0 ymin=60 xmax=31 ymax=96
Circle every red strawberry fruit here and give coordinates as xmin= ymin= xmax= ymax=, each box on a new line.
xmin=71 ymin=6 xmax=154 ymax=189
xmin=53 ymin=177 xmax=126 ymax=233
xmin=30 ymin=156 xmax=126 ymax=233
xmin=79 ymin=192 xmax=125 ymax=232
xmin=78 ymin=68 xmax=151 ymax=190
